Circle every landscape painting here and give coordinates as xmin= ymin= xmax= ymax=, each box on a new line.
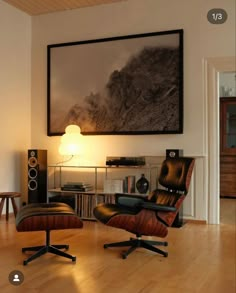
xmin=47 ymin=29 xmax=183 ymax=135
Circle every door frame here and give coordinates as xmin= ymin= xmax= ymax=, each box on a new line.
xmin=204 ymin=56 xmax=236 ymax=224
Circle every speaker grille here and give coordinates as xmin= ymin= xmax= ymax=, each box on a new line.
xmin=28 ymin=179 xmax=38 ymax=191
xmin=166 ymin=149 xmax=183 ymax=158
xmin=28 ymin=168 xmax=37 ymax=179
xmin=28 ymin=156 xmax=38 ymax=168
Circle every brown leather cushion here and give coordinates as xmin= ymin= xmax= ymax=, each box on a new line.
xmin=148 ymin=189 xmax=179 ymax=206
xmin=93 ymin=203 xmax=140 ymax=225
xmin=158 ymin=157 xmax=195 ymax=193
xmin=16 ymin=202 xmax=83 ymax=232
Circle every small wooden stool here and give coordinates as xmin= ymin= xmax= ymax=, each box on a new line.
xmin=0 ymin=192 xmax=21 ymax=221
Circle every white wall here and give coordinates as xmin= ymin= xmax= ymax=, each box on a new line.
xmin=31 ymin=0 xmax=235 ymax=163
xmin=0 ymin=0 xmax=234 ymax=220
xmin=0 ymin=2 xmax=31 ymax=207
xmin=30 ymin=0 xmax=235 ymax=221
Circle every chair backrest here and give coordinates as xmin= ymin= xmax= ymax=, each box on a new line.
xmin=158 ymin=157 xmax=195 ymax=194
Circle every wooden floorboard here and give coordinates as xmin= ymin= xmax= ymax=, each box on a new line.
xmin=0 ymin=200 xmax=235 ymax=293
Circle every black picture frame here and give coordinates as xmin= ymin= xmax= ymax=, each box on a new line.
xmin=47 ymin=29 xmax=183 ymax=136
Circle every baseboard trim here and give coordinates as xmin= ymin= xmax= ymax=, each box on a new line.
xmin=184 ymin=219 xmax=207 ymax=224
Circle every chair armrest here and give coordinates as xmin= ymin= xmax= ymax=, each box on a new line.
xmin=115 ymin=193 xmax=147 ymax=207
xmin=141 ymin=202 xmax=177 ymax=212
xmin=115 ymin=193 xmax=176 ymax=212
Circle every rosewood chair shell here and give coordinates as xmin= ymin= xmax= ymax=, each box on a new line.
xmin=93 ymin=157 xmax=195 ymax=259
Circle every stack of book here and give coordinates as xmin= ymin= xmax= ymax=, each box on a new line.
xmin=61 ymin=182 xmax=93 ymax=192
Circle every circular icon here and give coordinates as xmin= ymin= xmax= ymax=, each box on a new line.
xmin=207 ymin=8 xmax=228 ymax=24
xmin=8 ymin=270 xmax=24 ymax=286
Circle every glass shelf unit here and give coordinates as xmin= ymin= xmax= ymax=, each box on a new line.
xmin=47 ymin=164 xmax=159 ymax=220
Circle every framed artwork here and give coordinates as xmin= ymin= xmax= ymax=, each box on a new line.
xmin=47 ymin=29 xmax=183 ymax=136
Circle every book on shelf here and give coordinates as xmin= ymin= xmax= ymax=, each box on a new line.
xmin=103 ymin=179 xmax=124 ymax=193
xmin=61 ymin=182 xmax=93 ymax=192
xmin=124 ymin=175 xmax=136 ymax=193
xmin=64 ymin=181 xmax=92 ymax=187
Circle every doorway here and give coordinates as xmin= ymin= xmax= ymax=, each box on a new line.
xmin=219 ymin=74 xmax=236 ymax=225
xmin=220 ymin=198 xmax=236 ymax=225
xmin=205 ymin=56 xmax=236 ymax=224
xmin=219 ymin=97 xmax=236 ymax=197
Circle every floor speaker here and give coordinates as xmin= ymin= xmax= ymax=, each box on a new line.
xmin=28 ymin=149 xmax=47 ymax=203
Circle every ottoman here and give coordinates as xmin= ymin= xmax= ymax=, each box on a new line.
xmin=16 ymin=202 xmax=83 ymax=265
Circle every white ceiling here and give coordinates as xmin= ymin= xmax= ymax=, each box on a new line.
xmin=3 ymin=0 xmax=126 ymax=16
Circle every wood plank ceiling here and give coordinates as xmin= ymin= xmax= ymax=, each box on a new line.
xmin=3 ymin=0 xmax=126 ymax=16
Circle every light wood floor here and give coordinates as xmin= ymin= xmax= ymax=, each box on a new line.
xmin=0 ymin=200 xmax=235 ymax=293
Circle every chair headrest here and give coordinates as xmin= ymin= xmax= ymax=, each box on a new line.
xmin=158 ymin=157 xmax=195 ymax=193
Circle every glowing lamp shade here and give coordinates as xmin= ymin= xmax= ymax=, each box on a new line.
xmin=59 ymin=125 xmax=82 ymax=156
